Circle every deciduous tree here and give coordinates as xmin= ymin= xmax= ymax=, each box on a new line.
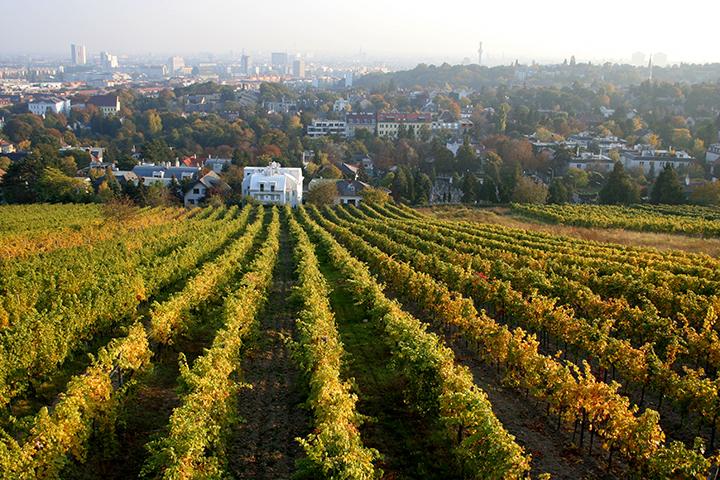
xmin=307 ymin=181 xmax=339 ymax=205
xmin=511 ymin=177 xmax=548 ymax=204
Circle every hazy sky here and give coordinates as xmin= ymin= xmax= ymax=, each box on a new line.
xmin=1 ymin=0 xmax=718 ymax=65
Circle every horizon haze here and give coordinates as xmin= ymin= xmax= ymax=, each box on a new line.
xmin=1 ymin=0 xmax=719 ymax=66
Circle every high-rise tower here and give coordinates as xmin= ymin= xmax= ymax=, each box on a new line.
xmin=478 ymin=41 xmax=483 ymax=65
xmin=292 ymin=59 xmax=305 ymax=78
xmin=71 ymin=44 xmax=87 ymax=65
xmin=240 ymin=54 xmax=251 ymax=75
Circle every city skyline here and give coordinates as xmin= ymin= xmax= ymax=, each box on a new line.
xmin=1 ymin=0 xmax=719 ymax=66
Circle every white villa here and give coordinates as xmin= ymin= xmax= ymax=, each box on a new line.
xmin=242 ymin=162 xmax=303 ymax=206
xmin=621 ymin=148 xmax=694 ymax=175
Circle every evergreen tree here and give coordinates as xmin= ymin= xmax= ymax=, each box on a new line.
xmin=117 ymin=154 xmax=138 ymax=171
xmin=498 ymin=162 xmax=521 ymax=203
xmin=415 ymin=173 xmax=433 ymax=204
xmin=461 ymin=173 xmax=479 ymax=203
xmin=431 ymin=139 xmax=455 ymax=172
xmin=143 ymin=139 xmax=172 ymax=164
xmin=548 ymin=178 xmax=570 ymax=204
xmin=551 ymin=146 xmax=573 ymax=174
xmin=1 ymin=149 xmax=51 ymax=203
xmin=650 ymin=164 xmax=685 ymax=204
xmin=478 ymin=177 xmax=499 ymax=203
xmin=391 ymin=167 xmax=409 ymax=202
xmin=131 ymin=179 xmax=149 ymax=206
xmin=104 ymin=167 xmax=122 ymax=196
xmin=455 ymin=140 xmax=477 ymax=172
xmin=599 ymin=162 xmax=640 ymax=205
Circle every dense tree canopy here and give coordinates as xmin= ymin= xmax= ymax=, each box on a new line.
xmin=599 ymin=162 xmax=641 ymax=205
xmin=650 ymin=165 xmax=686 ymax=205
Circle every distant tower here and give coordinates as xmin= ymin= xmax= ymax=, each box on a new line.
xmin=477 ymin=42 xmax=483 ymax=65
xmin=648 ymin=55 xmax=653 ymax=81
xmin=292 ymin=58 xmax=305 ymax=78
xmin=71 ymin=44 xmax=87 ymax=66
xmin=168 ymin=56 xmax=185 ymax=73
xmin=240 ymin=54 xmax=251 ymax=75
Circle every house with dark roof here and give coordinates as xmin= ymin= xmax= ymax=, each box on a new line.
xmin=306 ymin=178 xmax=386 ymax=206
xmin=338 ymin=162 xmax=359 ymax=180
xmin=3 ymin=152 xmax=28 ymax=163
xmin=184 ymin=171 xmax=230 ymax=207
xmin=205 ymin=157 xmax=232 ymax=173
xmin=132 ymin=163 xmax=200 ymax=186
xmin=345 ymin=112 xmax=376 ymax=138
xmin=60 ymin=146 xmax=104 ymax=163
xmin=336 ymin=180 xmax=371 ymax=205
xmin=112 ymin=170 xmax=139 ymax=186
xmin=87 ymin=94 xmax=120 ymax=116
xmin=348 ymin=154 xmax=375 ymax=176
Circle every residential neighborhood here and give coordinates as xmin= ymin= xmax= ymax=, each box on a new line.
xmin=4 ymin=3 xmax=720 ymax=480
xmin=2 ymin=46 xmax=720 ymax=209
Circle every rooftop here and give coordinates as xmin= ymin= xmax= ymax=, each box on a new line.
xmin=377 ymin=112 xmax=432 ymax=123
xmin=87 ymin=94 xmax=119 ymax=108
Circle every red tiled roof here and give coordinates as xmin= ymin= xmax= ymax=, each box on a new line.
xmin=181 ymin=155 xmax=205 ymax=167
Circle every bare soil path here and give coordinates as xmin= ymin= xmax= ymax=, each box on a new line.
xmin=227 ymin=225 xmax=310 ymax=480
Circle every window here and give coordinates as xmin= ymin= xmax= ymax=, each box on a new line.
xmin=270 ymin=184 xmax=275 ymax=192
xmin=260 ymin=183 xmax=265 ymax=192
xmin=193 ymin=188 xmax=200 ymax=194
